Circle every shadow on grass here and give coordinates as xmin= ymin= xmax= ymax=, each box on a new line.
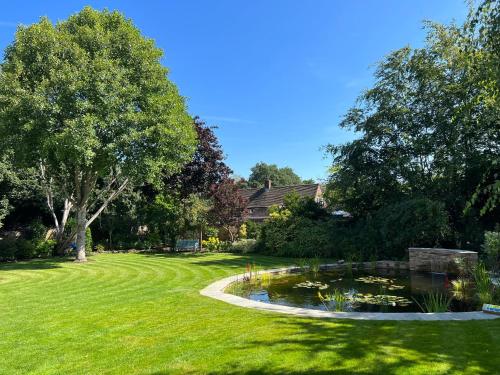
xmin=140 ymin=251 xmax=292 ymax=268
xmin=189 ymin=254 xmax=295 ymax=269
xmin=0 ymin=257 xmax=72 ymax=271
xmin=199 ymin=317 xmax=499 ymax=374
xmin=149 ymin=317 xmax=500 ymax=374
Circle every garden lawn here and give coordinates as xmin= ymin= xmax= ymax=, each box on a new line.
xmin=1 ymin=253 xmax=499 ymax=375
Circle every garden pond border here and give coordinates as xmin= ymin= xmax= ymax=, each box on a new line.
xmin=200 ymin=263 xmax=499 ymax=321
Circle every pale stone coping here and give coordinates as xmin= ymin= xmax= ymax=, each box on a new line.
xmin=408 ymin=247 xmax=477 ymax=254
xmin=200 ymin=264 xmax=499 ymax=321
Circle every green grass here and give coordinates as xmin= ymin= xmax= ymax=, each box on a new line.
xmin=1 ymin=253 xmax=499 ymax=374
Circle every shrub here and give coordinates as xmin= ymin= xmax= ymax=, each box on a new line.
xmin=238 ymin=223 xmax=247 ymax=239
xmin=27 ymin=219 xmax=48 ymax=241
xmin=374 ymin=198 xmax=449 ymax=259
xmin=256 ymin=196 xmax=450 ymax=261
xmin=259 ymin=213 xmax=331 ymax=258
xmin=244 ymin=220 xmax=260 ymax=239
xmin=95 ymin=244 xmax=106 ymax=253
xmin=482 ymin=231 xmax=500 ymax=271
xmin=15 ymin=239 xmax=36 ymax=260
xmin=0 ymin=238 xmax=17 ymax=261
xmin=229 ymin=239 xmax=257 ymax=254
xmin=473 ymin=263 xmax=494 ymax=304
xmin=34 ymin=239 xmax=56 ymax=257
xmin=202 ymin=237 xmax=221 ymax=252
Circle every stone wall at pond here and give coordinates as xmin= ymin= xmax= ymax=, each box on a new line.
xmin=408 ymin=248 xmax=478 ymax=273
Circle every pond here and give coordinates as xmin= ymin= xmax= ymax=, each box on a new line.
xmin=226 ymin=268 xmax=482 ymax=313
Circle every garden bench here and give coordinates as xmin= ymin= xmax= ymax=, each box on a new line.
xmin=175 ymin=239 xmax=199 ymax=252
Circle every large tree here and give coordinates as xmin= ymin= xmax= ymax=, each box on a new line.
xmin=248 ymin=162 xmax=303 ymax=187
xmin=0 ymin=7 xmax=197 ymax=261
xmin=325 ymin=1 xmax=499 ymax=248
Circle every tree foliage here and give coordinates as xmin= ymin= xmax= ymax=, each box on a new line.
xmin=165 ymin=117 xmax=231 ymax=198
xmin=248 ymin=162 xmax=303 ymax=187
xmin=0 ymin=7 xmax=197 ymax=260
xmin=210 ymin=180 xmax=248 ymax=241
xmin=325 ymin=2 xmax=499 ymax=249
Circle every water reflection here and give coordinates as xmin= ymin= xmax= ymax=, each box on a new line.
xmin=229 ymin=269 xmax=480 ymax=313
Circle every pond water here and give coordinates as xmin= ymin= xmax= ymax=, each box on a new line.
xmin=227 ymin=268 xmax=481 ymax=313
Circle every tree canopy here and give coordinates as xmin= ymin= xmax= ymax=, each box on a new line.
xmin=325 ymin=1 xmax=499 ymax=249
xmin=165 ymin=117 xmax=231 ymax=198
xmin=247 ymin=162 xmax=304 ymax=187
xmin=0 ymin=7 xmax=197 ymax=260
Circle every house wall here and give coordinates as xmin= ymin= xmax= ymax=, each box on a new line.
xmin=246 ymin=207 xmax=269 ymax=222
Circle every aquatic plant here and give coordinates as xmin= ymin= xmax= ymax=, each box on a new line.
xmin=353 ymin=276 xmax=405 ymax=291
xmin=318 ymin=290 xmax=349 ymax=312
xmin=414 ymin=292 xmax=452 ymax=313
xmin=343 ymin=290 xmax=411 ymax=307
xmin=308 ymin=257 xmax=321 ymax=275
xmin=260 ymin=272 xmax=272 ymax=288
xmin=225 ymin=280 xmax=247 ymax=295
xmin=294 ymin=281 xmax=328 ymax=290
xmin=473 ymin=263 xmax=493 ymax=304
xmin=244 ymin=262 xmax=259 ymax=283
xmin=296 ymin=258 xmax=308 ymax=272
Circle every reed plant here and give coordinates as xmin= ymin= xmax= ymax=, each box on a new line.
xmin=308 ymin=257 xmax=321 ymax=276
xmin=473 ymin=263 xmax=493 ymax=304
xmin=260 ymin=272 xmax=272 ymax=288
xmin=318 ymin=289 xmax=349 ymax=312
xmin=414 ymin=291 xmax=452 ymax=313
xmin=296 ymin=258 xmax=308 ymax=272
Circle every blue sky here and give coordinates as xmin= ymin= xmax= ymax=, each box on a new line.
xmin=0 ymin=1 xmax=468 ymax=181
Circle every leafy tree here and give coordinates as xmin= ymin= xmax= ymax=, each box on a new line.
xmin=0 ymin=7 xmax=196 ymax=261
xmin=0 ymin=152 xmax=45 ymax=230
xmin=248 ymin=162 xmax=302 ymax=187
xmin=209 ymin=180 xmax=248 ymax=242
xmin=325 ymin=3 xmax=499 ymax=248
xmin=374 ymin=198 xmax=449 ymax=258
xmin=165 ymin=117 xmax=231 ymax=197
xmin=146 ymin=193 xmax=210 ymax=247
xmin=464 ymin=0 xmax=500 ymax=217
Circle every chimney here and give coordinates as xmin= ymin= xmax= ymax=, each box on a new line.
xmin=264 ymin=179 xmax=272 ymax=190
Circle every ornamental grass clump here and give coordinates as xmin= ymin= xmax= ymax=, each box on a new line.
xmin=296 ymin=258 xmax=308 ymax=272
xmin=308 ymin=257 xmax=321 ymax=276
xmin=414 ymin=291 xmax=452 ymax=313
xmin=318 ymin=290 xmax=349 ymax=312
xmin=473 ymin=263 xmax=494 ymax=304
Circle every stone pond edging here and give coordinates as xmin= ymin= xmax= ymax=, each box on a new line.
xmin=200 ymin=263 xmax=499 ymax=321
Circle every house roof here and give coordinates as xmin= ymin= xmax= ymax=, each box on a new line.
xmin=239 ymin=184 xmax=322 ymax=208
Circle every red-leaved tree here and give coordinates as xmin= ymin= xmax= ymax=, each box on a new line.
xmin=210 ymin=180 xmax=248 ymax=242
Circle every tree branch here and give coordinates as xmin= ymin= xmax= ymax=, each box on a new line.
xmin=86 ymin=178 xmax=129 ymax=228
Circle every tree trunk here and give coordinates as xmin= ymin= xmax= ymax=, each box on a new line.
xmin=226 ymin=226 xmax=234 ymax=243
xmin=75 ymin=206 xmax=87 ymax=262
xmin=199 ymin=225 xmax=203 ymax=252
